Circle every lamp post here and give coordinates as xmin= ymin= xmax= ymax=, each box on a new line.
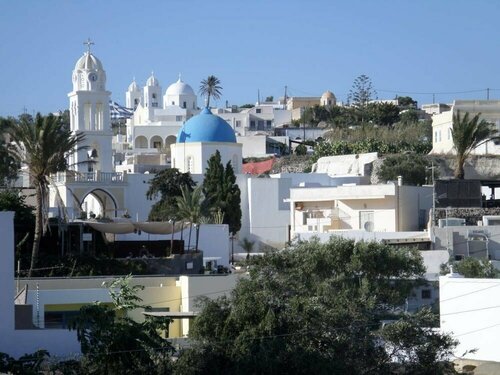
xmin=230 ymin=235 xmax=235 ymax=265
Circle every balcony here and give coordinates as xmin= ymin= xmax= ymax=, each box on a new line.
xmin=53 ymin=171 xmax=125 ymax=184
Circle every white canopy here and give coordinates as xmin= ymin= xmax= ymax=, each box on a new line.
xmin=85 ymin=220 xmax=186 ymax=235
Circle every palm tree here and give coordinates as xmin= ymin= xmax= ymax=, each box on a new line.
xmin=239 ymin=237 xmax=254 ymax=261
xmin=451 ymin=110 xmax=498 ymax=179
xmin=176 ymin=185 xmax=204 ymax=252
xmin=8 ymin=113 xmax=85 ymax=276
xmin=199 ymin=75 xmax=222 ymax=108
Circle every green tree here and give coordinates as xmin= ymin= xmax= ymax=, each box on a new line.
xmin=199 ymin=75 xmax=222 ymax=108
xmin=0 ymin=117 xmax=19 ymax=186
xmin=441 ymin=257 xmax=499 ymax=278
xmin=239 ymin=237 xmax=254 ymax=260
xmin=399 ymin=109 xmax=420 ymax=125
xmin=451 ymin=110 xmax=498 ymax=179
xmin=377 ymin=154 xmax=433 ymax=186
xmin=202 ymin=150 xmax=242 ymax=236
xmin=70 ymin=276 xmax=174 ymax=374
xmin=176 ymin=238 xmax=456 ymax=374
xmin=8 ymin=113 xmax=85 ymax=277
xmin=176 ymin=185 xmax=204 ymax=252
xmin=348 ymin=74 xmax=376 ymax=107
xmin=295 ymin=143 xmax=307 ymax=155
xmin=397 ymin=96 xmax=417 ymax=109
xmin=0 ymin=189 xmax=34 ymax=227
xmin=146 ymin=168 xmax=196 ymax=221
xmin=367 ymin=102 xmax=400 ymax=126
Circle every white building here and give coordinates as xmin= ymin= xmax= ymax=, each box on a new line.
xmin=171 ymin=107 xmax=243 ymax=174
xmin=289 ymin=181 xmax=432 ymax=240
xmin=124 ymin=75 xmax=199 ymax=157
xmin=69 ymin=47 xmax=113 ymax=173
xmin=431 ymin=100 xmax=500 ymax=155
xmin=440 ymin=273 xmax=500 ymax=362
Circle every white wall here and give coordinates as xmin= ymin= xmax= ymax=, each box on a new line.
xmin=440 ymin=275 xmax=500 ymax=362
xmin=245 ymin=176 xmax=291 ymax=249
xmin=178 ymin=274 xmax=240 ymax=336
xmin=0 ymin=212 xmax=81 ymax=358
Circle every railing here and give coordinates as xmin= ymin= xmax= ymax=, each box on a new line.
xmin=53 ymin=171 xmax=125 ymax=184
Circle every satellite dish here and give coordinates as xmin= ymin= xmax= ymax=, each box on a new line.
xmin=364 ymin=221 xmax=374 ymax=232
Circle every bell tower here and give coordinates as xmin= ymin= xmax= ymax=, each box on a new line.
xmin=68 ymin=39 xmax=113 ymax=173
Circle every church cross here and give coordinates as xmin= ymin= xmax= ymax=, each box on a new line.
xmin=84 ymin=38 xmax=94 ymax=53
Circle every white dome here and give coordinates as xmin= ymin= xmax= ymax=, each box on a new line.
xmin=146 ymin=73 xmax=159 ymax=87
xmin=74 ymin=52 xmax=103 ymax=71
xmin=166 ymin=78 xmax=195 ymax=96
xmin=128 ymin=79 xmax=139 ymax=92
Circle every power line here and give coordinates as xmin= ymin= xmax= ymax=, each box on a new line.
xmin=375 ymin=88 xmax=488 ymax=96
xmin=441 ymin=304 xmax=500 ymax=316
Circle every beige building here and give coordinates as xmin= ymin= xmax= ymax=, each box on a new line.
xmin=287 ymin=91 xmax=337 ymax=121
xmin=431 ymin=100 xmax=500 ymax=155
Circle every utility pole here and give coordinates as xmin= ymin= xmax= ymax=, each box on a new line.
xmin=487 ymin=88 xmax=490 ymax=100
xmin=284 ymin=85 xmax=288 ymax=109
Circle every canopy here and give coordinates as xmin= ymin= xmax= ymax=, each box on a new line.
xmin=85 ymin=220 xmax=186 ymax=235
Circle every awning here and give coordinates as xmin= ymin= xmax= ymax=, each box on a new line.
xmin=143 ymin=311 xmax=198 ymax=318
xmin=85 ymin=221 xmax=186 ymax=235
xmin=134 ymin=221 xmax=184 ymax=234
xmin=87 ymin=221 xmax=135 ymax=234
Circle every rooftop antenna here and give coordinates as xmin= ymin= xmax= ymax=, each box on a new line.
xmin=257 ymin=89 xmax=260 ymax=105
xmin=83 ymin=38 xmax=94 ymax=53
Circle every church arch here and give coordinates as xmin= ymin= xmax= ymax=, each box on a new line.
xmin=150 ymin=135 xmax=163 ymax=149
xmin=164 ymin=135 xmax=176 ymax=157
xmin=80 ymin=188 xmax=119 ymax=218
xmin=135 ymin=136 xmax=148 ymax=149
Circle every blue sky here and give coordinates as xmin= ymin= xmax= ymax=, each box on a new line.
xmin=1 ymin=0 xmax=500 ymax=117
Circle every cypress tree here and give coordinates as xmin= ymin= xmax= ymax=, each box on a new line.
xmin=202 ymin=150 xmax=241 ymax=235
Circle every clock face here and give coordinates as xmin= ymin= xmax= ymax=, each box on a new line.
xmin=88 ymin=73 xmax=98 ymax=82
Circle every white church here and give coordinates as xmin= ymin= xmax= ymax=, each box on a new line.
xmin=50 ymin=43 xmax=431 ymax=263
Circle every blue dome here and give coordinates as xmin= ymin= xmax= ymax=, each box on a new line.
xmin=177 ymin=108 xmax=236 ymax=143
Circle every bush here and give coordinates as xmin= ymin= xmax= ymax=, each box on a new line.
xmin=377 ymin=154 xmax=433 ymax=186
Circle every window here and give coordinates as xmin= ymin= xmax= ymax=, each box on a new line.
xmin=257 ymin=120 xmax=264 ymax=130
xmin=152 ymin=93 xmax=157 ymax=99
xmin=266 ymin=120 xmax=272 ymax=129
xmin=256 ymin=108 xmax=262 ymax=114
xmin=153 ymin=141 xmax=162 ymax=149
xmin=183 ymin=101 xmax=187 ymax=109
xmin=152 ymin=102 xmax=158 ymax=107
xmin=44 ymin=310 xmax=80 ymax=329
xmin=359 ymin=211 xmax=374 ymax=232
xmin=250 ymin=120 xmax=256 ymax=129
xmin=421 ymin=289 xmax=431 ymax=299
xmin=236 ymin=120 xmax=241 ymax=128
xmin=187 ymin=156 xmax=194 ymax=173
xmin=176 ymin=116 xmax=183 ymax=122
xmin=172 ymin=101 xmax=175 ymax=105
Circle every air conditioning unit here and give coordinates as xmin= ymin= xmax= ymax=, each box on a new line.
xmin=438 ymin=218 xmax=466 ymax=228
xmin=482 ymin=216 xmax=500 ymax=226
